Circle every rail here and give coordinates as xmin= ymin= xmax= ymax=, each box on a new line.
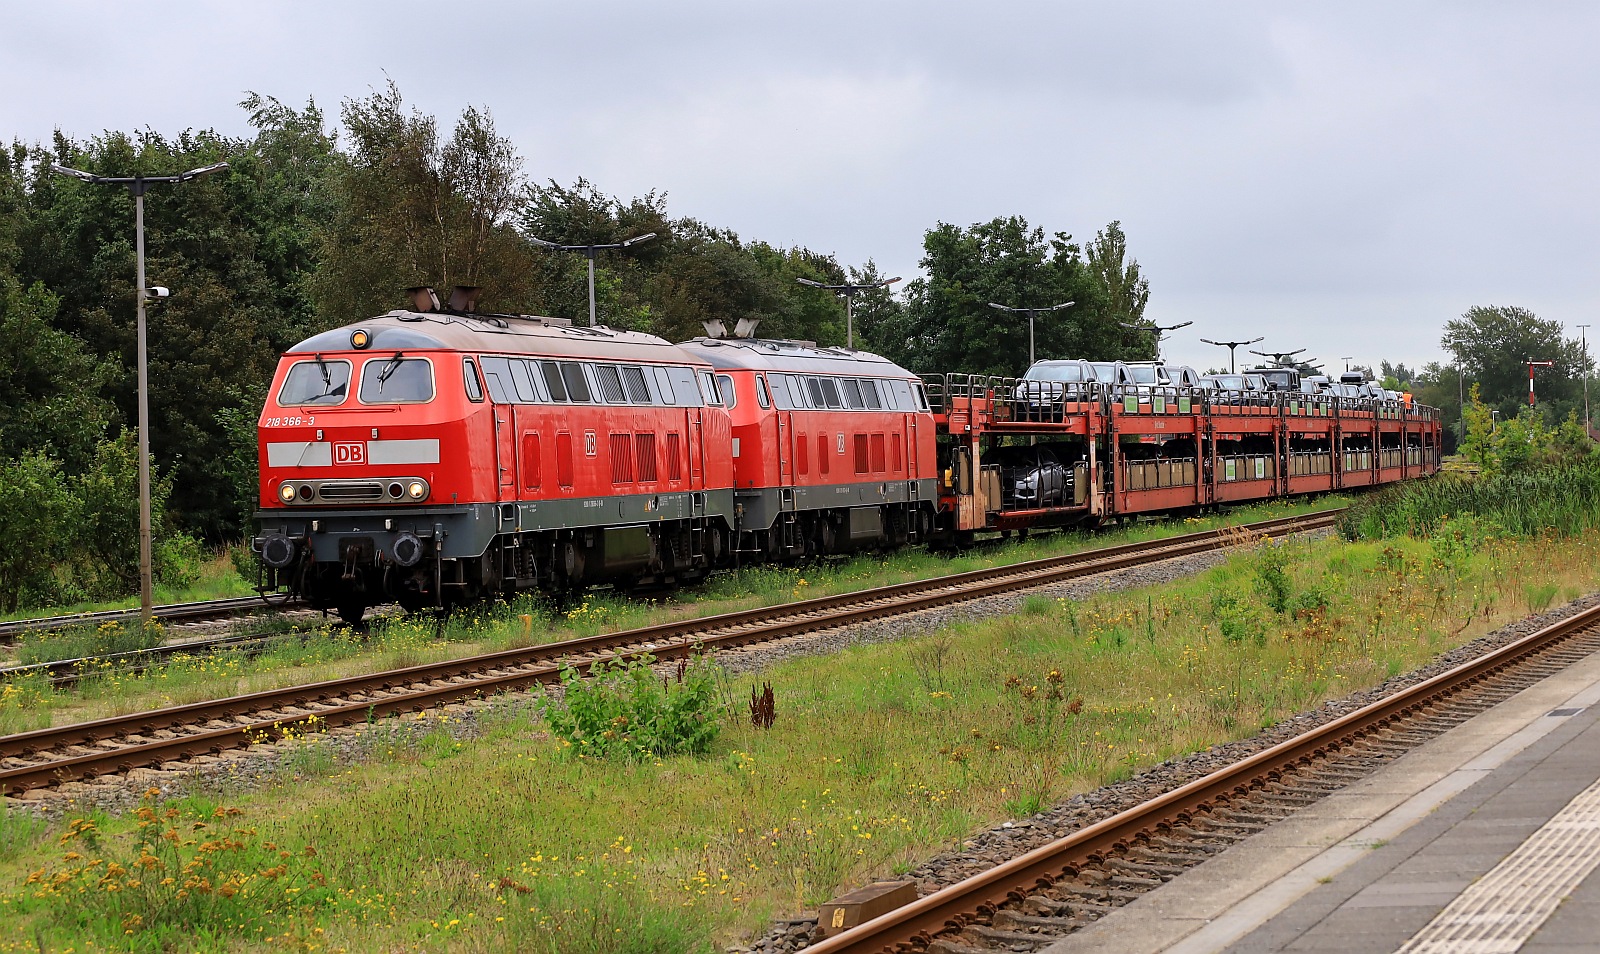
xmin=0 ymin=510 xmax=1339 ymax=793
xmin=805 ymin=590 xmax=1600 ymax=953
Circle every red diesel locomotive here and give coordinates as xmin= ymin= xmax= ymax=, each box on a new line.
xmin=680 ymin=326 xmax=940 ymax=558
xmin=253 ymin=290 xmax=737 ymax=623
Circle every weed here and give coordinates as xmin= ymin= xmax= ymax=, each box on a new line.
xmin=546 ymin=653 xmax=725 ymax=761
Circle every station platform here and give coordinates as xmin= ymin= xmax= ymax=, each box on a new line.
xmin=1041 ymin=647 xmax=1600 ymax=954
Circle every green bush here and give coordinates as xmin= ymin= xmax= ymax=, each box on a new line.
xmin=546 ymin=653 xmax=725 ymax=761
xmin=1339 ymin=460 xmax=1600 ymax=542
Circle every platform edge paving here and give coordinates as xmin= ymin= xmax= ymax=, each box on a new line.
xmin=1037 ymin=650 xmax=1600 ymax=954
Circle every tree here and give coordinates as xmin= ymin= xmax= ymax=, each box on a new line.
xmin=0 ymin=273 xmax=114 ymax=470
xmin=897 ymin=216 xmax=1152 ymax=376
xmin=1085 ymin=220 xmax=1149 ymax=330
xmin=1442 ymin=305 xmax=1587 ymax=421
xmin=312 ymin=82 xmax=540 ymax=324
xmin=0 ymin=453 xmax=79 ymax=611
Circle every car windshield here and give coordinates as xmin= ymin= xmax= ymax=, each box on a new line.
xmin=1090 ymin=362 xmax=1117 ymax=380
xmin=1025 ymin=364 xmax=1083 ymax=383
xmin=1214 ymin=375 xmax=1245 ymax=389
xmin=1125 ymin=366 xmax=1160 ymax=384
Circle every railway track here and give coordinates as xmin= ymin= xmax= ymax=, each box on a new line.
xmin=803 ymin=587 xmax=1600 ymax=953
xmin=0 ymin=509 xmax=1334 ymax=795
xmin=0 ymin=594 xmax=296 ymax=644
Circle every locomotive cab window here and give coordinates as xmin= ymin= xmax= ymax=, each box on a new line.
xmin=462 ymin=358 xmax=484 ymax=403
xmin=359 ymin=356 xmax=434 ymax=404
xmin=755 ymin=375 xmax=772 ymax=409
xmin=698 ymin=370 xmax=720 ymax=406
xmin=716 ymin=374 xmax=736 ymax=409
xmin=278 ymin=358 xmax=352 ymax=406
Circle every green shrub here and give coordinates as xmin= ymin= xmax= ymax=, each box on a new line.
xmin=1339 ymin=459 xmax=1600 ymax=542
xmin=1253 ymin=544 xmax=1294 ymax=614
xmin=546 ymin=653 xmax=725 ymax=761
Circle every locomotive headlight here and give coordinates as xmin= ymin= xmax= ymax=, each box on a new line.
xmin=406 ymin=479 xmax=429 ymax=500
xmin=278 ymin=482 xmax=297 ymax=503
xmin=350 ymin=328 xmax=371 ymax=349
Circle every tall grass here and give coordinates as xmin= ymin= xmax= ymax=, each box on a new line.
xmin=1339 ymin=460 xmax=1600 ymax=540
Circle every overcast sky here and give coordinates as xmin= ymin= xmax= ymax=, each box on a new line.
xmin=5 ymin=2 xmax=1596 ymax=374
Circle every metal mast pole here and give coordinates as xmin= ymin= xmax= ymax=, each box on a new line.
xmin=846 ymin=293 xmax=855 ymax=349
xmin=1580 ymin=324 xmax=1591 ymax=431
xmin=134 ymin=185 xmax=154 ymax=622
xmin=586 ymin=250 xmax=597 ymax=327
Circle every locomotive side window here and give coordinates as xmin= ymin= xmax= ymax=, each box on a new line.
xmin=463 ymin=358 xmax=485 ymax=403
xmin=621 ymin=365 xmax=654 ymax=404
xmin=478 ymin=357 xmax=514 ymax=403
xmin=359 ymin=356 xmax=434 ymax=404
xmin=818 ymin=377 xmax=843 ymax=409
xmin=716 ymin=374 xmax=736 ymax=409
xmin=698 ymin=371 xmax=720 ymax=406
xmin=560 ymin=362 xmax=592 ymax=403
xmin=766 ymin=374 xmax=790 ymax=409
xmin=913 ymin=382 xmax=931 ymax=412
xmin=861 ymin=379 xmax=883 ymax=410
xmin=667 ymin=366 xmax=703 ymax=406
xmin=652 ymin=367 xmax=677 ymax=405
xmin=805 ymin=376 xmax=826 ymax=408
xmin=509 ymin=360 xmax=544 ymax=403
xmin=841 ymin=378 xmax=865 ymax=409
xmin=596 ymin=364 xmax=628 ymax=404
xmin=538 ymin=361 xmax=568 ymax=402
xmin=889 ymin=379 xmax=914 ymax=411
xmin=278 ymin=358 xmax=352 ymax=406
xmin=755 ymin=375 xmax=772 ymax=409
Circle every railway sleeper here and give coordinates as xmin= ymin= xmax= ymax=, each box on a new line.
xmin=1212 ymin=808 xmax=1288 ymax=825
xmin=959 ymin=924 xmax=1054 ymax=949
xmin=1106 ymin=857 xmax=1188 ymax=878
xmin=1050 ymin=883 xmax=1144 ymax=903
xmin=1021 ymin=895 xmax=1113 ymax=918
xmin=1127 ymin=846 xmax=1213 ymax=865
xmin=927 ymin=939 xmax=1002 ymax=954
xmin=1145 ymin=833 xmax=1231 ymax=853
xmin=991 ymin=910 xmax=1089 ymax=933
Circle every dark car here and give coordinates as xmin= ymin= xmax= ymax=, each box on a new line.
xmin=993 ymin=445 xmax=1071 ymax=509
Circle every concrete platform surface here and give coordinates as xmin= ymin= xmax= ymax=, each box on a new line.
xmin=1040 ymin=648 xmax=1600 ymax=954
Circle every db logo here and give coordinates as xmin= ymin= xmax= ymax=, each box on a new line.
xmin=334 ymin=442 xmax=366 ymax=465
